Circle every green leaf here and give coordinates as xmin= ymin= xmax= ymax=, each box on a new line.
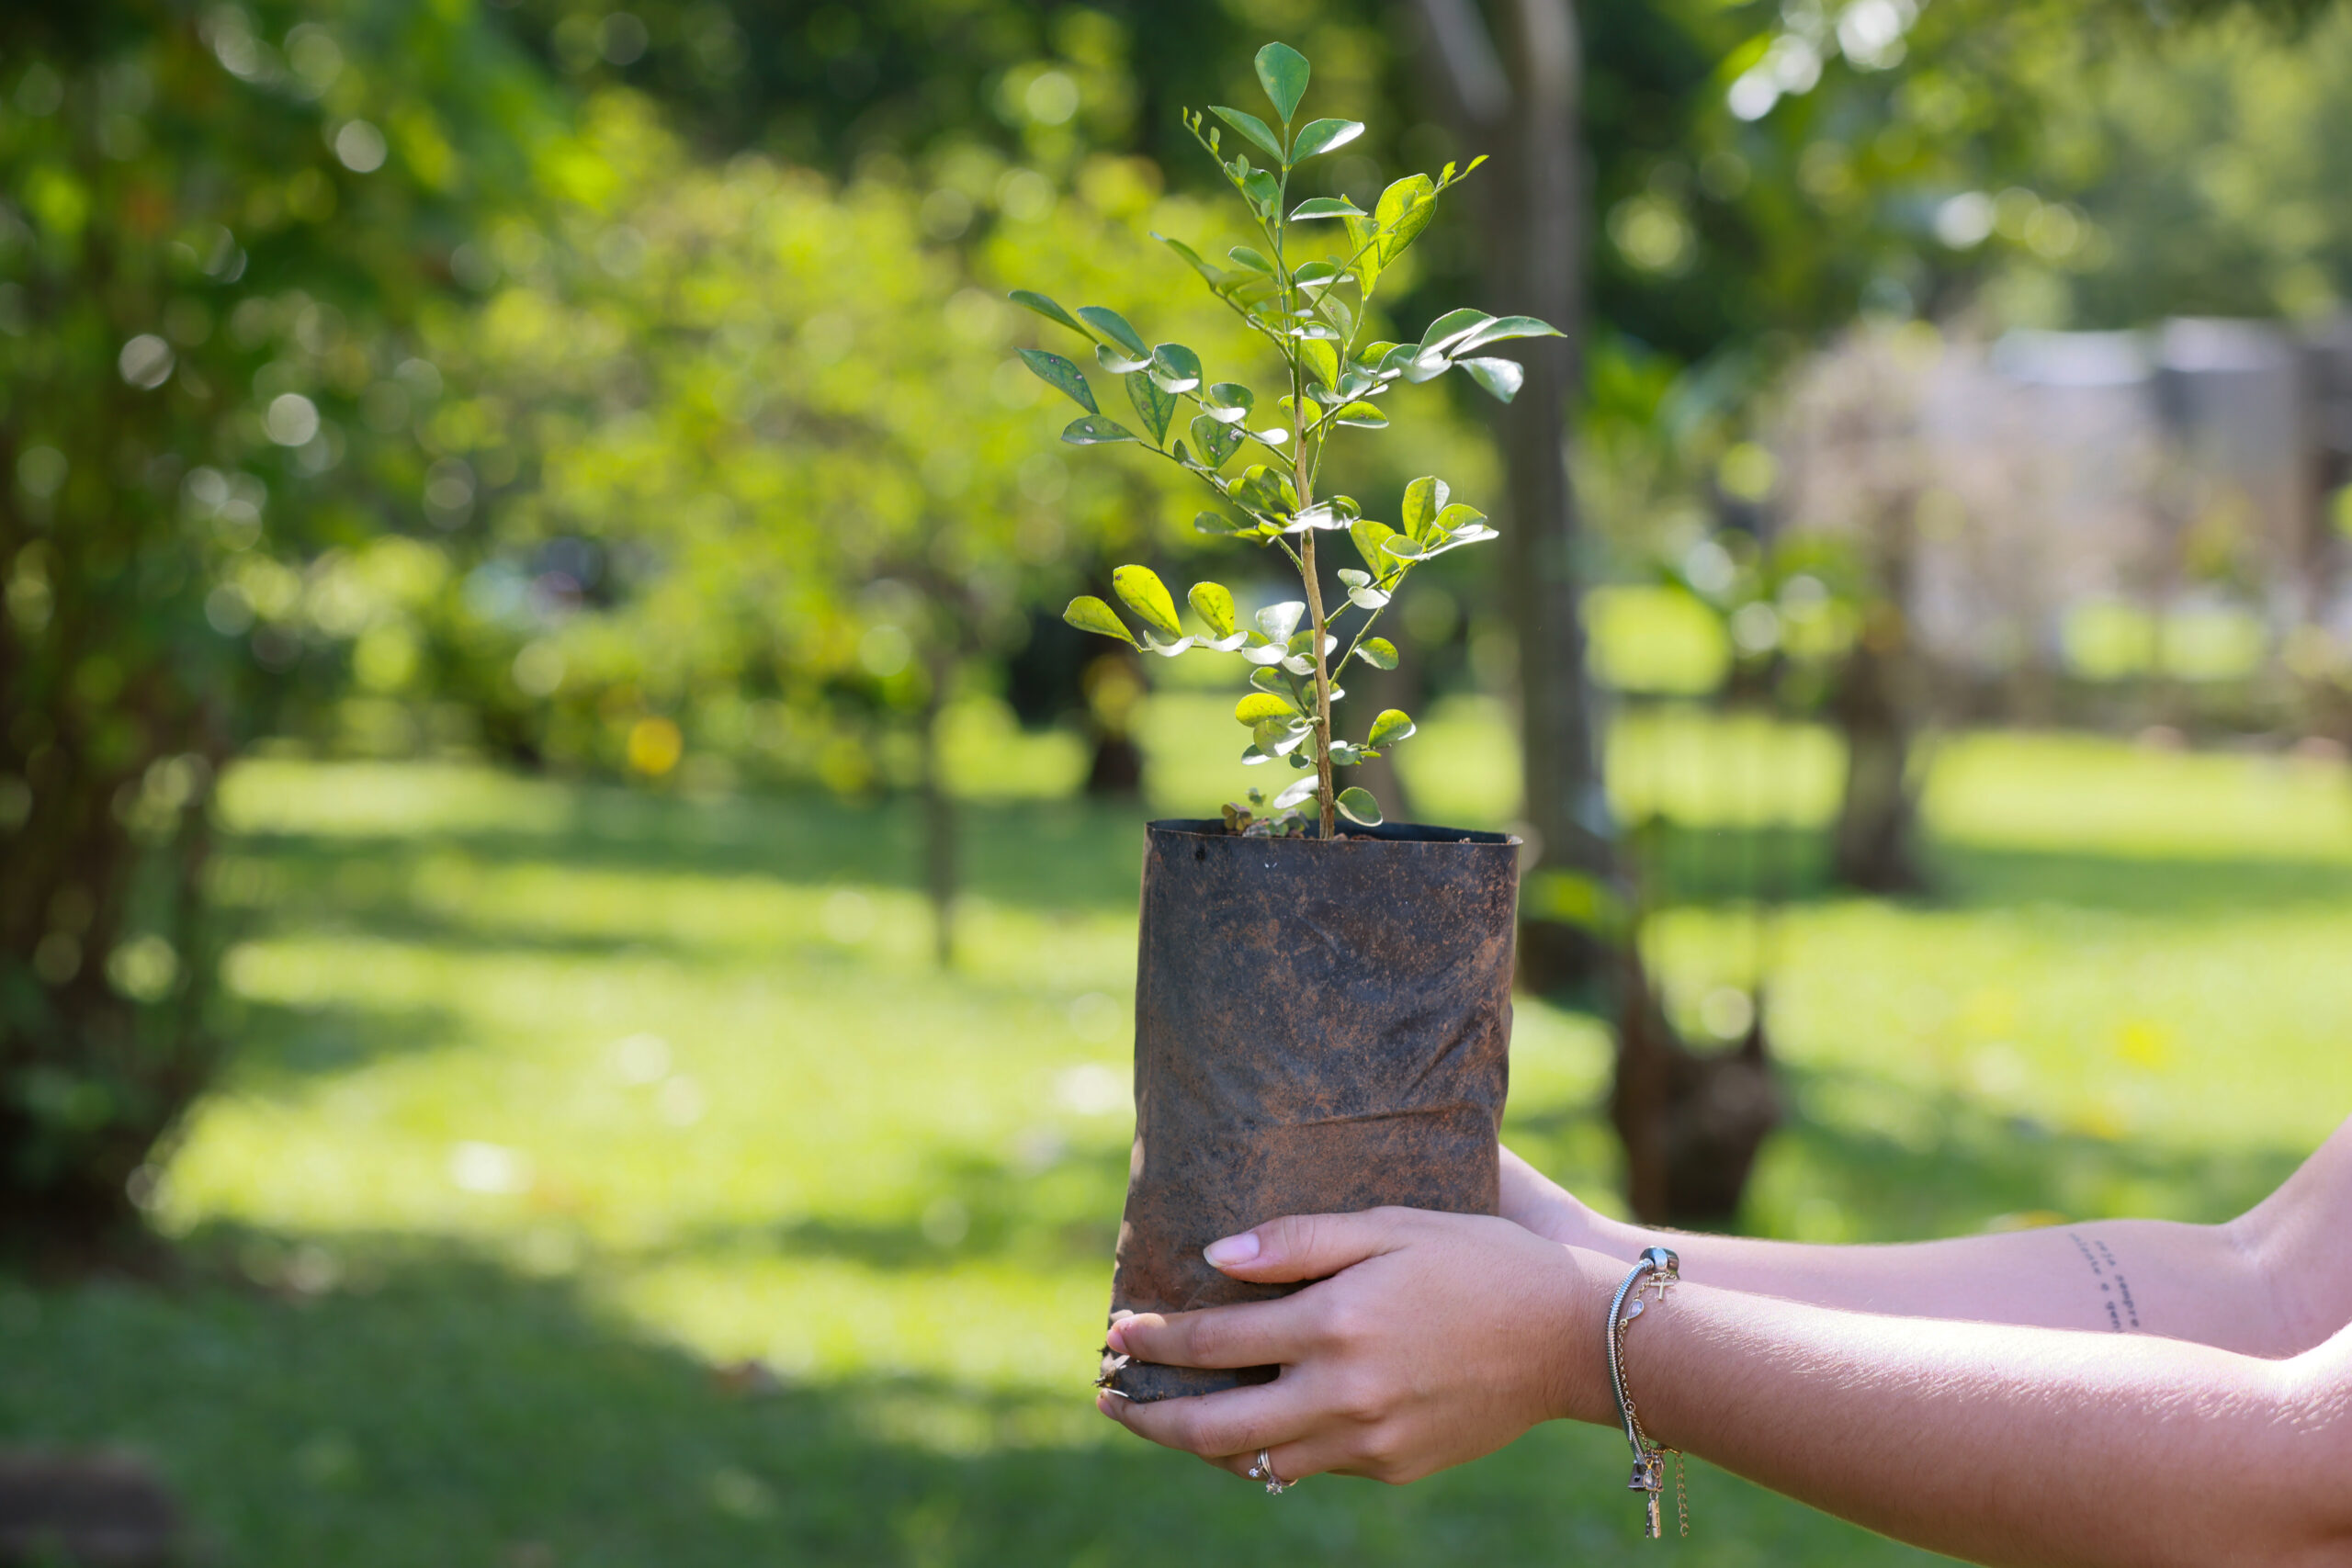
xmin=1457 ymin=356 xmax=1525 ymax=402
xmin=1335 ymin=786 xmax=1383 ymax=826
xmin=1254 ymin=41 xmax=1311 ymax=125
xmin=1347 ymin=583 xmax=1389 ymax=610
xmin=1292 ymin=260 xmax=1342 ymax=288
xmin=1151 ymin=232 xmax=1228 ymax=288
xmin=1272 ymin=774 xmax=1319 ymax=809
xmin=1402 ymin=476 xmax=1450 ymax=539
xmin=1241 ymin=170 xmax=1282 ymax=215
xmin=1016 ymin=348 xmax=1097 ymax=413
xmin=1235 ymin=692 xmax=1298 ymax=727
xmin=1298 ymin=336 xmax=1340 ymax=389
xmin=1331 ymin=401 xmax=1387 ymax=428
xmin=1077 ymin=306 xmax=1148 ymax=358
xmin=1289 ymin=118 xmax=1363 ymax=160
xmin=1202 ymin=381 xmax=1255 ymax=423
xmin=1373 ymin=175 xmax=1438 ymax=264
xmin=1188 ymin=581 xmax=1239 ymax=639
xmin=1285 ymin=626 xmax=1336 ymax=658
xmin=1289 ymin=197 xmax=1365 ymax=220
xmin=1064 ymin=595 xmax=1136 ymax=645
xmin=1209 ymin=105 xmax=1284 ymax=163
xmin=1227 ymin=245 xmax=1275 ymax=274
xmin=1367 ymin=709 xmax=1416 ymax=749
xmin=1346 ymin=213 xmax=1383 ymax=292
xmin=1355 ymin=637 xmax=1398 ymax=670
xmin=1419 ymin=307 xmax=1492 ymax=352
xmin=1111 ymin=565 xmax=1184 ymax=639
xmin=1268 ymin=720 xmax=1313 ymax=756
xmin=1095 ymin=342 xmax=1151 ymax=374
xmin=1189 ymin=412 xmax=1243 ymax=468
xmin=1350 ymin=518 xmax=1398 ymax=575
xmin=1010 ymin=289 xmax=1084 ymax=333
xmin=1235 ymin=465 xmax=1297 ymax=516
xmin=1125 ymin=371 xmax=1176 ymax=445
xmin=1195 ymin=509 xmax=1247 ymax=536
xmin=1248 ymin=666 xmax=1287 ymax=694
xmin=1457 ymin=314 xmax=1564 ymax=353
xmin=1434 ymin=502 xmax=1487 ymax=537
xmin=1149 ymin=343 xmax=1204 ymax=394
xmin=1257 ymin=601 xmax=1306 ymax=642
xmin=1062 ymin=415 xmax=1137 ymax=446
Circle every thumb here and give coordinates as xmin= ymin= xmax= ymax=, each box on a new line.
xmin=1202 ymin=1208 xmax=1413 ymax=1282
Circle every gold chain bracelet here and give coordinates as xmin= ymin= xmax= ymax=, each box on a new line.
xmin=1605 ymin=1246 xmax=1689 ymax=1540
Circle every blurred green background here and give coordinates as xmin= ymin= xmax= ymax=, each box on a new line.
xmin=5 ymin=0 xmax=2352 ymax=1562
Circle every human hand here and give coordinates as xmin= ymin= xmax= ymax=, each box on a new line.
xmin=1097 ymin=1206 xmax=1615 ymax=1485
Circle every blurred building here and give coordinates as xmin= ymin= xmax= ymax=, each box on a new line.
xmin=1773 ymin=314 xmax=2352 ymax=703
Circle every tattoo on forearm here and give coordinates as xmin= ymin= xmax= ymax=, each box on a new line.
xmin=2068 ymin=1231 xmax=2141 ymax=1331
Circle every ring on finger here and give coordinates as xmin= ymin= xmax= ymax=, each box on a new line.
xmin=1245 ymin=1449 xmax=1291 ymax=1495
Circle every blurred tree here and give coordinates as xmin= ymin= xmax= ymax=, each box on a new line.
xmin=0 ymin=0 xmax=555 ymax=1255
xmin=424 ymin=90 xmax=1274 ymax=961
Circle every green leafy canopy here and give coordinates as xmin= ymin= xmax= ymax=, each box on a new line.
xmin=1024 ymin=42 xmax=1557 ymax=836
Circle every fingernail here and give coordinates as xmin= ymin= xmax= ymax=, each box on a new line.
xmin=1105 ymin=1321 xmax=1129 ymax=1354
xmin=1204 ymin=1231 xmax=1261 ymax=1268
xmin=1094 ymin=1391 xmax=1125 ymax=1419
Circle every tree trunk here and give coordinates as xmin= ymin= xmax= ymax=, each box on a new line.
xmin=1830 ymin=523 xmax=1928 ymax=893
xmin=1413 ymin=0 xmax=1613 ymax=989
xmin=1609 ymin=945 xmax=1782 ymax=1227
xmin=1413 ymin=0 xmax=1779 ymax=1227
xmin=1828 ymin=635 xmax=1926 ymax=893
xmin=917 ymin=664 xmax=957 ymax=969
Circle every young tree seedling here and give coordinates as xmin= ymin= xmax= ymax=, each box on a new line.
xmin=1011 ymin=40 xmax=1558 ymax=838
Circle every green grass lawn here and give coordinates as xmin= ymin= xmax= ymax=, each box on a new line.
xmin=6 ymin=705 xmax=2351 ymax=1566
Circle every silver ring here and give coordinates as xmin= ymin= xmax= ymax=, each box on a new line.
xmin=1246 ymin=1449 xmax=1290 ymax=1495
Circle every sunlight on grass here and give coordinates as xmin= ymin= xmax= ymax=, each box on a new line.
xmin=12 ymin=720 xmax=2350 ymax=1565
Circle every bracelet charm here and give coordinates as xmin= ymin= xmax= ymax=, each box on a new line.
xmin=1606 ymin=1245 xmax=1689 ymax=1540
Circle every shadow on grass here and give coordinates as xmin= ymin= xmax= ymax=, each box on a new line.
xmin=0 ymin=1228 xmax=1949 ymax=1568
xmin=223 ymin=791 xmax=1158 ymax=917
xmin=1508 ymin=1061 xmax=2312 ymax=1244
xmin=1758 ymin=1066 xmax=2311 ymax=1239
xmin=1629 ymin=821 xmax=2352 ymax=918
xmin=220 ymin=998 xmax=469 ymax=1089
xmin=671 ymin=1142 xmax=1133 ymax=1274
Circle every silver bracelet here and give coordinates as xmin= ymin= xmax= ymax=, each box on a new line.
xmin=1606 ymin=1245 xmax=1688 ymax=1540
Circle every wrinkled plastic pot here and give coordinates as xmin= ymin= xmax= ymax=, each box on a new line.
xmin=1101 ymin=818 xmax=1521 ymax=1403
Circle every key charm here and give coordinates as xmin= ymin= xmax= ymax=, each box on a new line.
xmin=1608 ymin=1247 xmax=1690 ymax=1542
xmin=1628 ymin=1451 xmax=1664 ymax=1538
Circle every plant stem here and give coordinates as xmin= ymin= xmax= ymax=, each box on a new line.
xmin=1299 ymin=528 xmax=1336 ymax=837
xmin=1261 ymin=147 xmax=1338 ymax=840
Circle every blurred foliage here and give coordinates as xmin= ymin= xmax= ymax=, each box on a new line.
xmin=6 ymin=0 xmax=2347 ymax=1243
xmin=413 ymin=87 xmax=1281 ymax=792
xmin=0 ymin=0 xmax=555 ymax=1247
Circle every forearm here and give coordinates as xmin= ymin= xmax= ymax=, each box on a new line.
xmin=1503 ymin=1147 xmax=2299 ymax=1356
xmin=1600 ymin=1278 xmax=2352 ymax=1568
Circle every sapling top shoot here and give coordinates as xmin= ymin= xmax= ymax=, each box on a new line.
xmin=1010 ymin=40 xmax=1559 ymax=839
